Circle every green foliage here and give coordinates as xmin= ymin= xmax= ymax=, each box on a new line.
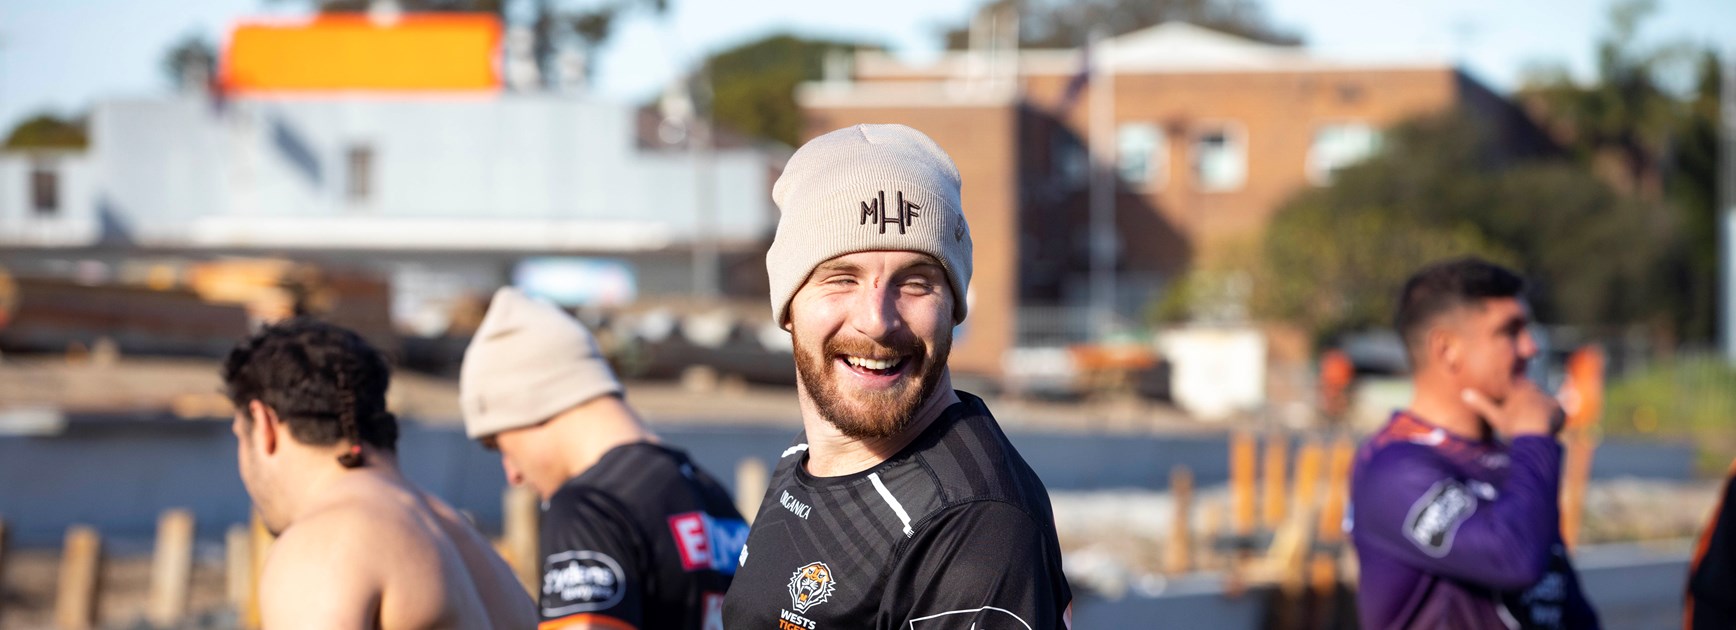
xmin=1604 ymin=354 xmax=1736 ymax=472
xmin=1253 ymin=112 xmax=1673 ymax=342
xmin=1254 ymin=196 xmax=1516 ymax=343
xmin=1518 ymin=0 xmax=1722 ymax=343
xmin=702 ymin=35 xmax=870 ymax=147
xmin=3 ymin=113 xmax=88 ymax=151
xmin=162 ymin=32 xmax=216 ymax=90
xmin=942 ymin=0 xmax=1301 ymax=50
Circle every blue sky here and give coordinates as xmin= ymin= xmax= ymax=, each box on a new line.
xmin=1 ymin=0 xmax=1732 ymax=134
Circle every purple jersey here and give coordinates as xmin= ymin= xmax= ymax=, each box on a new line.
xmin=1350 ymin=411 xmax=1599 ymax=629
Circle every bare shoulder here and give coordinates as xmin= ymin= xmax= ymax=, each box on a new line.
xmin=418 ymin=490 xmax=540 ymax=628
xmin=265 ymin=491 xmax=429 ymax=583
xmin=261 ymin=506 xmax=398 ymax=629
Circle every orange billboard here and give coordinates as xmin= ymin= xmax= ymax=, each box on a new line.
xmin=222 ymin=14 xmax=502 ymax=93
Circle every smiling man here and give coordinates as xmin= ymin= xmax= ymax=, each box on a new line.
xmin=721 ymin=124 xmax=1072 ymax=629
xmin=1350 ymin=258 xmax=1599 ymax=629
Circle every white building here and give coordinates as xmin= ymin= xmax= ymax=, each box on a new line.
xmin=0 ymin=92 xmax=782 ymax=325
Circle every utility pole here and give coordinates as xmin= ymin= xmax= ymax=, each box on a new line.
xmin=1087 ymin=27 xmax=1117 ymax=341
xmin=691 ymin=72 xmax=720 ymax=300
xmin=1722 ymin=48 xmax=1736 ymax=364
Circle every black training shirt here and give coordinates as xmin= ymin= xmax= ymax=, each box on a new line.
xmin=722 ymin=392 xmax=1072 ymax=629
xmin=538 ymin=442 xmax=747 ymax=629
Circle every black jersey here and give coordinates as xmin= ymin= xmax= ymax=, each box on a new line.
xmin=721 ymin=392 xmax=1072 ymax=630
xmin=537 ymin=442 xmax=747 ymax=630
xmin=1688 ymin=459 xmax=1736 ymax=629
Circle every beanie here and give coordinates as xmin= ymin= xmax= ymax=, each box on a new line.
xmin=766 ymin=124 xmax=973 ymax=326
xmin=459 ymin=287 xmax=623 ymax=439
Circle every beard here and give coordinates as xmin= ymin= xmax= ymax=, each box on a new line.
xmin=793 ymin=327 xmax=951 ymax=441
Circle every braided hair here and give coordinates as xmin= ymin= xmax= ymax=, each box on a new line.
xmin=334 ymin=366 xmax=365 ymax=468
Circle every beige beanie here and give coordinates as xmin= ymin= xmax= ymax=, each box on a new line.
xmin=459 ymin=287 xmax=623 ymax=439
xmin=767 ymin=124 xmax=973 ymax=326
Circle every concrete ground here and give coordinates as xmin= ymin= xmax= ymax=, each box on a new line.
xmin=0 ymin=356 xmax=1208 ymax=434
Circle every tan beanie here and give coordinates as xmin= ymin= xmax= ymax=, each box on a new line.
xmin=767 ymin=124 xmax=973 ymax=326
xmin=459 ymin=287 xmax=623 ymax=439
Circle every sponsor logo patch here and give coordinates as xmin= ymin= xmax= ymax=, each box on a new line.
xmin=667 ymin=511 xmax=750 ymax=575
xmin=778 ymin=607 xmax=818 ymax=630
xmin=780 ymin=489 xmax=812 ymax=520
xmin=541 ymin=550 xmax=626 ymax=617
xmin=787 ymin=561 xmax=837 ymax=614
xmin=701 ymin=592 xmax=725 ymax=630
xmin=1404 ymin=479 xmax=1478 ymax=557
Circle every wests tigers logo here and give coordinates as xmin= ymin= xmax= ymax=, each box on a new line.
xmin=787 ymin=561 xmax=837 ymax=613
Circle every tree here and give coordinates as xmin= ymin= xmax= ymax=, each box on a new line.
xmin=700 ymin=35 xmax=872 ymax=147
xmin=162 ymin=32 xmax=217 ymax=91
xmin=941 ymin=0 xmax=1300 ymax=50
xmin=1518 ymin=0 xmax=1722 ymax=343
xmin=1251 ymin=113 xmax=1674 ymax=344
xmin=3 ymin=113 xmax=88 ymax=151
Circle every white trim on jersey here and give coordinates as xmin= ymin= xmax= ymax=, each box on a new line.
xmin=907 ymin=606 xmax=1033 ymax=629
xmin=781 ymin=444 xmax=810 ymax=458
xmin=868 ymin=472 xmax=915 ymax=537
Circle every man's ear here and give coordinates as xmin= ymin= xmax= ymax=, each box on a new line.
xmin=1428 ymin=326 xmax=1461 ymax=373
xmin=247 ymin=400 xmax=281 ymax=455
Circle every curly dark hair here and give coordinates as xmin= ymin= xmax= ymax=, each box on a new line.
xmin=222 ymin=317 xmax=397 ymax=468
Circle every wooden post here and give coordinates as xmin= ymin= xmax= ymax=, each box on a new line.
xmin=148 ymin=509 xmax=195 ymax=628
xmin=735 ymin=457 xmax=769 ymax=524
xmin=1198 ymin=500 xmax=1224 ymax=571
xmin=0 ymin=516 xmax=9 ymax=623
xmin=225 ymin=524 xmax=252 ymax=615
xmin=1317 ymin=436 xmax=1355 ymax=545
xmin=1262 ymin=433 xmax=1290 ymax=530
xmin=1561 ymin=431 xmax=1597 ymax=549
xmin=1292 ymin=439 xmax=1325 ymax=517
xmin=1164 ymin=465 xmax=1194 ymax=575
xmin=1305 ymin=437 xmax=1361 ymax=617
xmin=55 ymin=525 xmax=101 ymax=630
xmin=1230 ymin=430 xmax=1257 ymax=537
xmin=244 ymin=512 xmax=272 ymax=630
xmin=503 ymin=486 xmax=540 ymax=595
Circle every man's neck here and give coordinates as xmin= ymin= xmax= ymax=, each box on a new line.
xmin=1407 ymin=374 xmax=1490 ymax=442
xmin=548 ymin=396 xmax=658 ymax=482
xmin=282 ymin=447 xmax=402 ymax=527
xmin=800 ymin=372 xmax=961 ymax=478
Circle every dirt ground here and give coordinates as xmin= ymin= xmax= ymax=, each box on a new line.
xmin=0 ymin=476 xmax=1717 ymax=628
xmin=0 ymin=547 xmax=233 ymax=630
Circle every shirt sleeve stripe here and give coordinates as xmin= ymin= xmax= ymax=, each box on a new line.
xmin=538 ymin=613 xmax=638 ymax=630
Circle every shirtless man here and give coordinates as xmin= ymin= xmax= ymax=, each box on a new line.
xmin=223 ymin=318 xmax=536 ymax=629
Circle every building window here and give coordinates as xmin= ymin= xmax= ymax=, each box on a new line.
xmin=1308 ymin=123 xmax=1382 ymax=185
xmin=1191 ymin=125 xmax=1246 ymax=192
xmin=30 ymin=162 xmax=59 ymax=215
xmin=1051 ymin=133 xmax=1088 ymax=192
xmin=1116 ymin=122 xmax=1167 ymax=190
xmin=346 ymin=145 xmax=373 ymax=203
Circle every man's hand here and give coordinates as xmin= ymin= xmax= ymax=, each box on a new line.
xmin=1462 ymin=380 xmax=1565 ymax=438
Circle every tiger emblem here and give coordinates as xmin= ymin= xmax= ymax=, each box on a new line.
xmin=787 ymin=561 xmax=837 ymax=613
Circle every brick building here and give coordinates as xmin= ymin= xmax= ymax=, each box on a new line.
xmin=797 ymin=22 xmax=1539 ymax=378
